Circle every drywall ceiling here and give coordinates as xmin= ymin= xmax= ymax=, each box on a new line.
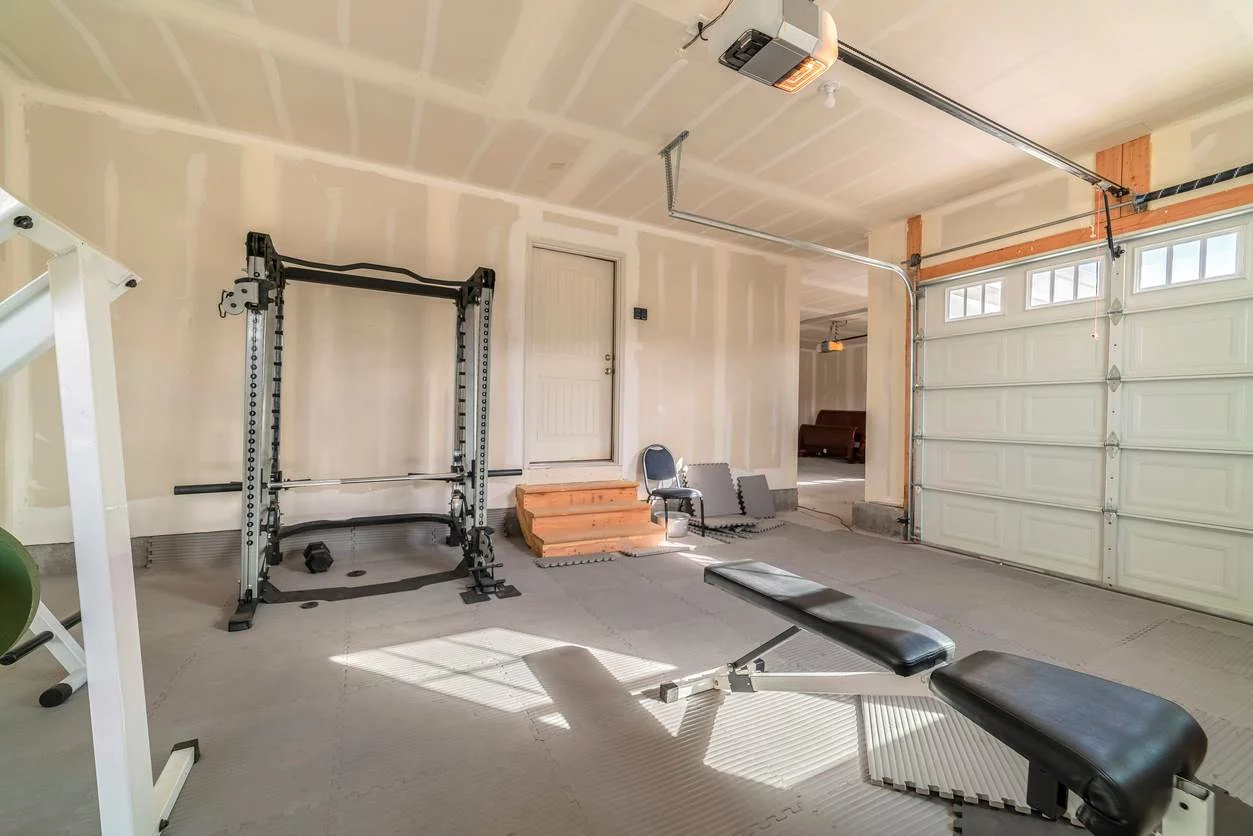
xmin=1 ymin=0 xmax=1251 ymax=285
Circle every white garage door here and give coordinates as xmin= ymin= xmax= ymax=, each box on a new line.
xmin=917 ymin=212 xmax=1253 ymax=621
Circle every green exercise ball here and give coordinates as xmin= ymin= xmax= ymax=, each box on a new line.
xmin=0 ymin=526 xmax=39 ymax=655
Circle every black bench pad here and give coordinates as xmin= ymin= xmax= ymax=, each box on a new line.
xmin=930 ymin=651 xmax=1207 ymax=836
xmin=704 ymin=560 xmax=956 ymax=676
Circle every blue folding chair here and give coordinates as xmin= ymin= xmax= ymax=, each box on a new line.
xmin=642 ymin=445 xmax=705 ymax=536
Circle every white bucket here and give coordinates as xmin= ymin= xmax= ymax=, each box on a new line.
xmin=652 ymin=509 xmax=690 ymax=539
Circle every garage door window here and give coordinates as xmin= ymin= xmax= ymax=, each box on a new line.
xmin=1028 ymin=260 xmax=1100 ymax=308
xmin=1136 ymin=230 xmax=1242 ymax=291
xmin=947 ymin=279 xmax=1003 ymax=320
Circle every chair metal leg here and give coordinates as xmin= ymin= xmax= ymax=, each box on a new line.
xmin=699 ymin=499 xmax=706 ymax=536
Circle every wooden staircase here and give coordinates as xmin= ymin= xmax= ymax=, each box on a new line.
xmin=515 ymin=480 xmax=665 ymax=559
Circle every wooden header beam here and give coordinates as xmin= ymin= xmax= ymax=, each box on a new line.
xmin=919 ymin=135 xmax=1253 ymax=282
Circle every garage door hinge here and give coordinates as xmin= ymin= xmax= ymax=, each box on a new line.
xmin=1103 ymin=501 xmax=1119 ymax=516
xmin=1107 ymin=300 xmax=1123 ymax=325
xmin=1105 ymin=432 xmax=1120 ymax=457
xmin=1106 ymin=366 xmax=1122 ymax=392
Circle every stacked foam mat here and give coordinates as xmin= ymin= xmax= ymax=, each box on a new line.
xmin=681 ymin=464 xmax=783 ymax=539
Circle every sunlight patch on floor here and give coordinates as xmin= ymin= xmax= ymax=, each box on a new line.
xmin=331 ymin=627 xmax=675 ymax=713
xmin=703 ymin=693 xmax=863 ymax=789
xmin=535 ymin=711 xmax=571 ymax=730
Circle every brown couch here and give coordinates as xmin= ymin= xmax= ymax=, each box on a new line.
xmin=798 ymin=410 xmax=866 ymax=461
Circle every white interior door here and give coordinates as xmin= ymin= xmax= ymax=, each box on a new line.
xmin=527 ymin=248 xmax=615 ymax=463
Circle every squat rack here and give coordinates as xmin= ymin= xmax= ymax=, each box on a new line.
xmin=176 ymin=232 xmax=520 ymax=631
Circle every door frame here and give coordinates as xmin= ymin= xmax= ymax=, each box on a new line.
xmin=523 ymin=240 xmax=625 ymax=468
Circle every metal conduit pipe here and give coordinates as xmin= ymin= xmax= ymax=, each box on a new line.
xmin=834 ymin=42 xmax=1126 ymax=196
xmin=658 ymin=131 xmax=918 ymax=538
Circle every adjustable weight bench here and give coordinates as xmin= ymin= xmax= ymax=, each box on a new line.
xmin=661 ymin=560 xmax=1249 ymax=836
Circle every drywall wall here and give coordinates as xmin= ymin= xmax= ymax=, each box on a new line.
xmin=864 ymin=223 xmax=908 ymax=507
xmin=799 ymin=344 xmax=868 ymax=425
xmin=918 ymin=92 xmax=1253 ymax=264
xmin=1 ymin=95 xmax=801 ymax=544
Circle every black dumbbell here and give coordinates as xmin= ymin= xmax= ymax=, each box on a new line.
xmin=303 ymin=541 xmax=333 ymax=574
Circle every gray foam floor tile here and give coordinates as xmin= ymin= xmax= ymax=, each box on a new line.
xmin=158 ymin=697 xmax=341 ymax=835
xmin=10 ymin=522 xmax=1253 ymax=836
xmin=1193 ymin=710 xmax=1253 ymax=802
xmin=1084 ymin=633 xmax=1253 ymax=729
xmin=860 ymin=696 xmax=1075 ymax=822
xmin=575 ymin=582 xmax=707 ymax=633
xmin=945 ymin=601 xmax=1128 ymax=667
xmin=739 ymin=473 xmax=778 ymax=519
xmin=683 ymin=463 xmax=743 ymax=518
xmin=527 ymin=648 xmax=807 ymax=836
xmin=332 ymin=763 xmax=590 ymax=836
xmin=954 ymin=802 xmax=1075 ymax=834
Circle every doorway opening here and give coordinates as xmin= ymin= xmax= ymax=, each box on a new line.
xmin=797 ymin=308 xmax=867 ymax=528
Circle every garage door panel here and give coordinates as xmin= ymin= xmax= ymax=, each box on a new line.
xmin=1022 ymin=447 xmax=1103 ymax=504
xmin=1022 ymin=320 xmax=1106 ymax=379
xmin=926 ymin=384 xmax=1105 ymax=443
xmin=1117 ymin=519 xmax=1252 ymax=615
xmin=1018 ymin=508 xmax=1102 ymax=579
xmin=925 ymin=332 xmax=1012 ymax=386
xmin=1124 ymin=300 xmax=1253 ymax=377
xmin=924 ymin=491 xmax=1005 ymax=552
xmin=1123 ymin=379 xmax=1253 ymax=450
xmin=924 ymin=319 xmax=1106 ymax=387
xmin=921 ymin=491 xmax=1100 ymax=580
xmin=1023 ymin=387 xmax=1105 ymax=439
xmin=921 ymin=440 xmax=1102 ymax=506
xmin=929 ymin=388 xmax=1007 ymax=437
xmin=1121 ymin=450 xmax=1253 ymax=530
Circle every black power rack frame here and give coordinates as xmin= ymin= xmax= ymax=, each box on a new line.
xmin=176 ymin=232 xmax=520 ymax=630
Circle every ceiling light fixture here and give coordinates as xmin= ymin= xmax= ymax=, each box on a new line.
xmin=817 ymin=319 xmax=846 ymax=353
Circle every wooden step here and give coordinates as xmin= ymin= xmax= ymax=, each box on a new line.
xmin=517 ymin=480 xmax=638 ymax=494
xmin=534 ymin=521 xmax=666 ymax=559
xmin=516 ymin=480 xmax=638 ymax=512
xmin=525 ymin=501 xmax=651 ymax=538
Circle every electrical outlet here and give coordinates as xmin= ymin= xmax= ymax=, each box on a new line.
xmin=633 ymin=307 xmax=648 ymax=321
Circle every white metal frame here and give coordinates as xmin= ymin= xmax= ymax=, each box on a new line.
xmin=21 ymin=601 xmax=89 ymax=703
xmin=0 ymin=185 xmax=197 ymax=835
xmin=659 ymin=626 xmax=936 ymax=703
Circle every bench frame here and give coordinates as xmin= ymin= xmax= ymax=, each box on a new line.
xmin=659 ymin=625 xmax=937 ymax=704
